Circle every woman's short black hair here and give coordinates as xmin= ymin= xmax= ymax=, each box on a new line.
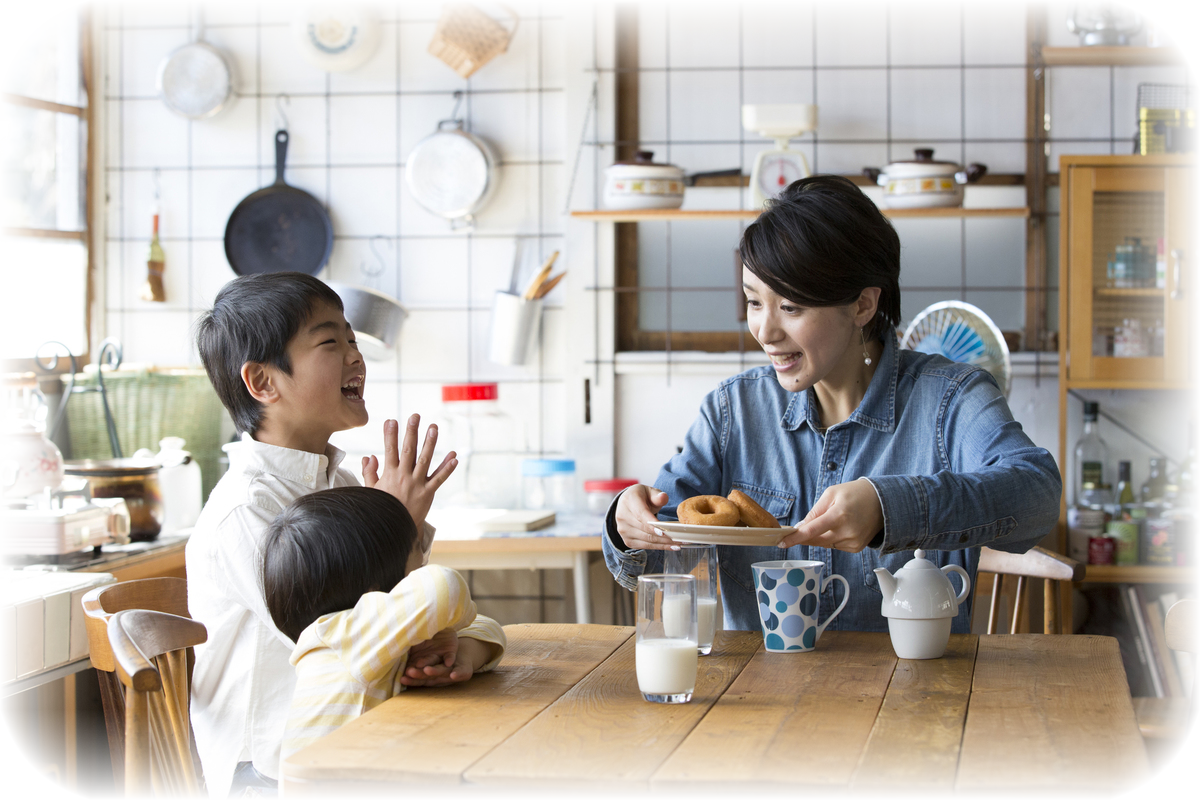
xmin=262 ymin=486 xmax=418 ymax=642
xmin=740 ymin=175 xmax=901 ymax=340
xmin=195 ymin=272 xmax=344 ymax=436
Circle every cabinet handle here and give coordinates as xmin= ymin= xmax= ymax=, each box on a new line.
xmin=1171 ymin=249 xmax=1184 ymax=300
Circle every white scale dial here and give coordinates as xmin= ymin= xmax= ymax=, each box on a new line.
xmin=750 ymin=149 xmax=811 ymax=208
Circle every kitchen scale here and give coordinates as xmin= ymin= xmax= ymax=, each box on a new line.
xmin=743 ymin=104 xmax=818 ymax=208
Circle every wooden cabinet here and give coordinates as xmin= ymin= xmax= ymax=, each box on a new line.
xmin=1060 ymin=155 xmax=1195 ymax=387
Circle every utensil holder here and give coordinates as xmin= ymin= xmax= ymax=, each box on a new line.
xmin=489 ymin=291 xmax=541 ymax=366
xmin=428 ymin=3 xmax=519 ymax=79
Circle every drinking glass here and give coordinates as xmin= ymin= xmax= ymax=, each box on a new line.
xmin=636 ymin=574 xmax=698 ymax=704
xmin=664 ymin=543 xmax=721 ymax=655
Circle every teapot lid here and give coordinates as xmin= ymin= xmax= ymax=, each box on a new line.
xmin=879 ymin=549 xmax=961 ymax=619
xmin=0 ymin=412 xmax=40 ymax=438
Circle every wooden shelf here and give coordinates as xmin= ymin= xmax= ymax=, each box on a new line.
xmin=1080 ymin=565 xmax=1195 ymax=584
xmin=1041 ymin=46 xmax=1183 ymax=67
xmin=571 ymin=207 xmax=1030 ymax=222
xmin=1094 ymin=287 xmax=1165 ymax=298
xmin=1062 ymin=378 xmax=1191 ymax=391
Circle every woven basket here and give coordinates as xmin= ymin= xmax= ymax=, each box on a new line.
xmin=428 ymin=3 xmax=518 ymax=79
xmin=64 ymin=368 xmax=229 ymax=501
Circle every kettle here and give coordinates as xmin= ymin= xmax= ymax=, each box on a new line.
xmin=874 ymin=550 xmax=971 ymax=659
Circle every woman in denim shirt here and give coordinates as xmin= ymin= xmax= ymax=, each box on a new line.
xmin=602 ymin=176 xmax=1061 ymax=634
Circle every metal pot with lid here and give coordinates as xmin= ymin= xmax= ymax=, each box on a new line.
xmin=604 ymin=150 xmax=685 ymax=210
xmin=864 ymin=148 xmax=987 ymax=209
xmin=64 ymin=459 xmax=164 ymax=542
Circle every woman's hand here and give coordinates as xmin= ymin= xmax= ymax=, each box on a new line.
xmin=778 ymin=478 xmax=883 ymax=553
xmin=614 ymin=484 xmax=681 ymax=551
xmin=362 ymin=415 xmax=457 ymax=531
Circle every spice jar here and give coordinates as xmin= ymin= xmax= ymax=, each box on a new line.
xmin=64 ymin=458 xmax=163 ymax=541
xmin=583 ymin=478 xmax=639 ymax=515
xmin=521 ymin=459 xmax=576 ymax=513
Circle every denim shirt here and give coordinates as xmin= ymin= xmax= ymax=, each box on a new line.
xmin=602 ymin=333 xmax=1062 ymax=635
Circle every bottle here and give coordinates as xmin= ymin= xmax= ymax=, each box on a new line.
xmin=1177 ymin=421 xmax=1195 ymax=501
xmin=141 ymin=212 xmax=166 ymax=302
xmin=156 ymin=437 xmax=203 ymax=533
xmin=1140 ymin=456 xmax=1168 ymax=504
xmin=1074 ymin=402 xmax=1108 ymax=504
xmin=1115 ymin=461 xmax=1135 ymax=506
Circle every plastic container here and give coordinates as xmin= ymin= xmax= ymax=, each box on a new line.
xmin=521 ymin=459 xmax=576 ymax=512
xmin=156 ymin=437 xmax=203 ymax=533
xmin=584 ymin=478 xmax=639 ymax=515
xmin=436 ymin=383 xmax=521 ymax=508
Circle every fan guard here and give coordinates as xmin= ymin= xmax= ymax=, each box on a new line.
xmin=900 ymin=300 xmax=1011 ymax=397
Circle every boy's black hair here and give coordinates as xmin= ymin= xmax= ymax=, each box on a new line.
xmin=739 ymin=175 xmax=902 ymax=340
xmin=195 ymin=272 xmax=344 ymax=436
xmin=262 ymin=486 xmax=418 ymax=642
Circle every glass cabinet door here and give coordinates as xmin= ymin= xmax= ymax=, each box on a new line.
xmin=1066 ymin=164 xmax=1192 ymax=383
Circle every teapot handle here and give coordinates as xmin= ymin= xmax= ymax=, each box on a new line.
xmin=941 ymin=564 xmax=971 ymax=605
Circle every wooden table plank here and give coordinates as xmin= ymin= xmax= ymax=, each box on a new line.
xmin=956 ymin=635 xmax=1149 ymax=791
xmin=463 ymin=630 xmax=761 ymax=785
xmin=851 ymin=634 xmax=978 ymax=789
xmin=282 ymin=623 xmax=631 ymax=786
xmin=652 ymin=631 xmax=898 ymax=788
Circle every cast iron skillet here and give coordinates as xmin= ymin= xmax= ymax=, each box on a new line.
xmin=224 ymin=130 xmax=333 ymax=275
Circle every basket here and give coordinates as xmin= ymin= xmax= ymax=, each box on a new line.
xmin=428 ymin=3 xmax=518 ymax=79
xmin=64 ymin=368 xmax=229 ymax=501
xmin=1137 ymin=84 xmax=1195 ymax=155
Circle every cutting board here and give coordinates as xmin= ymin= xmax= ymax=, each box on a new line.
xmin=476 ymin=510 xmax=556 ymax=532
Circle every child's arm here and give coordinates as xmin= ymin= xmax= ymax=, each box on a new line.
xmin=310 ymin=564 xmax=477 ymax=687
xmin=362 ymin=415 xmax=456 ymax=531
xmin=400 ymin=616 xmax=506 ymax=687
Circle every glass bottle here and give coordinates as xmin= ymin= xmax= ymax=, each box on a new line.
xmin=1140 ymin=456 xmax=1168 ymax=504
xmin=1115 ymin=460 xmax=1135 ymax=506
xmin=1177 ymin=422 xmax=1195 ymax=501
xmin=1074 ymin=402 xmax=1108 ymax=504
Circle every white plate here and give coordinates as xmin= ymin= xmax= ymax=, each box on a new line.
xmin=653 ymin=521 xmax=794 ymax=547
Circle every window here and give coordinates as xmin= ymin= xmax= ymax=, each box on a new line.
xmin=1 ymin=9 xmax=93 ymax=368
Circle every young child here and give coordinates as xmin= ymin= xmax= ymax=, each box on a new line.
xmin=261 ymin=486 xmax=505 ymax=762
xmin=188 ymin=272 xmax=460 ymax=797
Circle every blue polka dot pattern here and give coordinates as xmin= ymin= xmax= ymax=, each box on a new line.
xmin=781 ymin=615 xmax=805 ymax=638
xmin=806 ymin=578 xmax=815 ymax=590
xmin=802 ymin=626 xmax=817 ymax=649
xmin=759 ymin=572 xmax=777 ymax=590
xmin=775 ymin=601 xmax=787 ymax=613
xmin=798 ymin=592 xmax=817 ymax=616
xmin=765 ymin=633 xmax=785 ymax=650
xmin=775 ymin=581 xmax=799 ymax=605
xmin=787 ymin=569 xmax=805 ymax=587
xmin=758 ymin=590 xmax=770 ymax=606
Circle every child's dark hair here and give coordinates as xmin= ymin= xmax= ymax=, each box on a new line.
xmin=739 ymin=175 xmax=901 ymax=340
xmin=262 ymin=486 xmax=418 ymax=642
xmin=195 ymin=272 xmax=344 ymax=435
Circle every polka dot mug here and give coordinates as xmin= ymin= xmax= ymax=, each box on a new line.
xmin=751 ymin=560 xmax=850 ymax=652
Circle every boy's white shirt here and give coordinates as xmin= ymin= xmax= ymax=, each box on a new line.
xmin=186 ymin=433 xmax=435 ymax=799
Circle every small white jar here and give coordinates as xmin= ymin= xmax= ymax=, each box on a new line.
xmin=583 ymin=478 xmax=639 ymax=515
xmin=521 ymin=459 xmax=577 ymax=513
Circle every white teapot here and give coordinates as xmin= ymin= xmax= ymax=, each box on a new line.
xmin=874 ymin=550 xmax=971 ymax=659
xmin=0 ymin=410 xmax=64 ymax=496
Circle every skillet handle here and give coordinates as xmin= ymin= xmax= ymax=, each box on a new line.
xmin=275 ymin=130 xmax=289 ymax=185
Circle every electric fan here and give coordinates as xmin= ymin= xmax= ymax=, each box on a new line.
xmin=900 ymin=300 xmax=1011 ymax=397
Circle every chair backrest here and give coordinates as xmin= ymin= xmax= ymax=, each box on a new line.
xmin=81 ymin=578 xmax=192 ymax=790
xmin=109 ymin=609 xmax=207 ymax=796
xmin=1161 ymin=599 xmax=1200 ymax=800
xmin=976 ymin=546 xmax=1085 ymax=635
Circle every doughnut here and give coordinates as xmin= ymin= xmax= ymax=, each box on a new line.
xmin=727 ymin=489 xmax=780 ymax=529
xmin=678 ymin=495 xmax=740 ymax=527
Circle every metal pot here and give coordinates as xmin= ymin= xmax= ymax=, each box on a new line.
xmin=604 ymin=151 xmax=685 ymax=210
xmin=327 ymin=282 xmax=408 ymax=361
xmin=864 ymin=149 xmax=987 ymax=209
xmin=406 ymin=119 xmax=498 ymax=230
xmin=64 ymin=459 xmax=163 ymax=542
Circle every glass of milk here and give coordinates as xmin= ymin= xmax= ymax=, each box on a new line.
xmin=635 ymin=574 xmax=698 ymax=704
xmin=665 ymin=543 xmax=721 ymax=655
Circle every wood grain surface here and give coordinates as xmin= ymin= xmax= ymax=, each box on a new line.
xmin=464 ymin=630 xmax=761 ymax=786
xmin=956 ymin=635 xmax=1149 ymax=791
xmin=651 ymin=631 xmax=898 ymax=788
xmin=851 ymin=635 xmax=978 ymax=789
xmin=282 ymin=624 xmax=632 ymax=784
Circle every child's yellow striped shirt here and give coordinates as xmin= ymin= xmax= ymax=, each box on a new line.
xmin=281 ymin=564 xmax=505 ymax=762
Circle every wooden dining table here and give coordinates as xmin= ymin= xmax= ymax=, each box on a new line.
xmin=281 ymin=624 xmax=1150 ymax=793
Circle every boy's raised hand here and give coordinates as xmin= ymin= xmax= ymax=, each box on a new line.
xmin=362 ymin=415 xmax=457 ymax=531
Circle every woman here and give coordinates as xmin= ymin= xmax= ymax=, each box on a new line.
xmin=601 ymin=175 xmax=1061 ymax=634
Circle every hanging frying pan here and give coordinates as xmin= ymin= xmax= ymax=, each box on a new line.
xmin=224 ymin=130 xmax=333 ymax=275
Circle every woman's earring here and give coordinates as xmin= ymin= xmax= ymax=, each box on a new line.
xmin=861 ymin=328 xmax=872 ymax=366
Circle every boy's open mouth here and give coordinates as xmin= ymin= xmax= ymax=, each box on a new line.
xmin=341 ymin=376 xmax=364 ymax=400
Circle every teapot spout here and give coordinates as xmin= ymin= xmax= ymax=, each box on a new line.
xmin=874 ymin=568 xmax=897 ymax=602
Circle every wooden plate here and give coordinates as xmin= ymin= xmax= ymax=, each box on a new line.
xmin=653 ymin=521 xmax=794 ymax=547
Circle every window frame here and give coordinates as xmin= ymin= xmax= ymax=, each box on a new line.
xmin=1 ymin=10 xmax=95 ymax=375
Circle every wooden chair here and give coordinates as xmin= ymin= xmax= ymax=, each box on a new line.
xmin=82 ymin=577 xmax=196 ymax=790
xmin=1161 ymin=599 xmax=1200 ymax=800
xmin=108 ymin=609 xmax=207 ymax=795
xmin=1134 ymin=598 xmax=1197 ymax=754
xmin=975 ymin=546 xmax=1085 ymax=634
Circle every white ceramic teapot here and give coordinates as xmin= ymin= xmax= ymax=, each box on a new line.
xmin=0 ymin=410 xmax=64 ymax=496
xmin=874 ymin=550 xmax=971 ymax=659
